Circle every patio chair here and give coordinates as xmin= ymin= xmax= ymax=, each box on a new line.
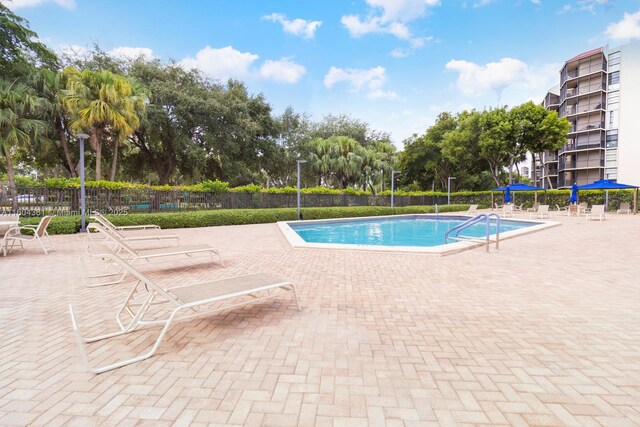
xmin=2 ymin=215 xmax=55 ymax=256
xmin=501 ymin=204 xmax=514 ymax=218
xmin=530 ymin=204 xmax=550 ymax=219
xmin=92 ymin=211 xmax=161 ymax=231
xmin=527 ymin=202 xmax=540 ymax=213
xmin=513 ymin=203 xmax=524 ymax=211
xmin=467 ymin=204 xmax=478 ymax=214
xmin=578 ymin=202 xmax=590 ymax=216
xmin=617 ymin=202 xmax=631 ymax=214
xmin=69 ymin=252 xmax=300 ymax=373
xmin=84 ymin=223 xmax=223 ymax=286
xmin=556 ymin=204 xmax=568 ymax=213
xmin=586 ymin=205 xmax=606 ymax=221
xmin=90 ymin=212 xmax=179 ymax=246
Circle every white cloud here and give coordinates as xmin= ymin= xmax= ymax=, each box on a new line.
xmin=604 ymin=10 xmax=640 ymax=41
xmin=473 ymin=0 xmax=496 ymax=7
xmin=531 ymin=0 xmax=542 ymax=4
xmin=446 ymin=57 xmax=528 ymax=98
xmin=578 ymin=0 xmax=610 ymax=14
xmin=262 ymin=13 xmax=322 ymax=39
xmin=259 ymin=58 xmax=306 ymax=83
xmin=107 ymin=47 xmax=154 ymax=61
xmin=180 ymin=46 xmax=259 ymax=81
xmin=2 ymin=0 xmax=75 ymax=9
xmin=341 ymin=0 xmax=438 ymax=47
xmin=324 ymin=66 xmax=397 ymax=100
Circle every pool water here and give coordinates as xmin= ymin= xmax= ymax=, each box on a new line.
xmin=290 ymin=215 xmax=534 ymax=247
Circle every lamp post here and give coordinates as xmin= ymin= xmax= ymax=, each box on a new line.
xmin=296 ymin=159 xmax=307 ymax=220
xmin=391 ymin=170 xmax=401 ymax=208
xmin=77 ymin=133 xmax=90 ymax=232
xmin=447 ymin=176 xmax=456 ymax=205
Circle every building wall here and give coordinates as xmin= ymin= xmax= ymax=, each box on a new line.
xmin=617 ymin=43 xmax=640 ymax=185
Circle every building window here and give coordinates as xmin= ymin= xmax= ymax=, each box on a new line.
xmin=608 ymin=71 xmax=620 ymax=85
xmin=608 ymin=51 xmax=621 ymax=67
xmin=606 ymin=130 xmax=618 ymax=148
xmin=609 ymin=110 xmax=619 ymax=128
xmin=607 ymin=90 xmax=619 ymax=106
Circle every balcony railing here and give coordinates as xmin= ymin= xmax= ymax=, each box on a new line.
xmin=559 ymin=140 xmax=605 ymax=154
xmin=568 ymin=122 xmax=605 ymax=134
xmin=563 ymin=83 xmax=606 ymax=99
xmin=561 ymin=62 xmax=606 ymax=85
xmin=559 ymin=159 xmax=605 ymax=170
xmin=562 ymin=101 xmax=605 ymax=116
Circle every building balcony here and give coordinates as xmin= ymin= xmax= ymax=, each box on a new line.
xmin=560 ymin=62 xmax=606 ymax=85
xmin=562 ymin=83 xmax=606 ymax=100
xmin=559 ymin=140 xmax=605 ymax=154
xmin=567 ymin=122 xmax=605 ymax=135
xmin=559 ymin=159 xmax=605 ymax=170
xmin=561 ymin=101 xmax=605 ymax=117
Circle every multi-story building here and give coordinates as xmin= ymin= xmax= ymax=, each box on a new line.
xmin=534 ymin=42 xmax=640 ymax=189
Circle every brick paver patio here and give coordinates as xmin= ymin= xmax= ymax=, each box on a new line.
xmin=1 ymin=211 xmax=639 ymax=426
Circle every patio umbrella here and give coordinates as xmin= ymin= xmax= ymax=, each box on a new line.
xmin=492 ymin=182 xmax=543 ymax=205
xmin=577 ymin=179 xmax=638 ymax=212
xmin=569 ymin=183 xmax=578 ymax=204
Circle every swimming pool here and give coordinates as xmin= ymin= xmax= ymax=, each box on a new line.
xmin=278 ymin=214 xmax=559 ymax=255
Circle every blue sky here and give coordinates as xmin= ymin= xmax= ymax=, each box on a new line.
xmin=5 ymin=0 xmax=640 ymax=145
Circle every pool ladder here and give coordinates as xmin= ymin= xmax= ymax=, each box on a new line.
xmin=444 ymin=213 xmax=500 ymax=253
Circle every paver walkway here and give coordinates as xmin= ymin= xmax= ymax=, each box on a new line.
xmin=0 ymin=211 xmax=639 ymax=426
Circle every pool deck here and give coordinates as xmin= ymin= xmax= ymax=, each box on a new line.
xmin=1 ymin=209 xmax=639 ymax=426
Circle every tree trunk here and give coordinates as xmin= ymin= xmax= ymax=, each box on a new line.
xmin=109 ymin=140 xmax=119 ymax=181
xmin=92 ymin=128 xmax=103 ymax=180
xmin=56 ymin=118 xmax=76 ymax=177
xmin=5 ymin=151 xmax=18 ymax=211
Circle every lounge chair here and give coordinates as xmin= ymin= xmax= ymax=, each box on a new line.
xmin=530 ymin=204 xmax=550 ymax=219
xmin=617 ymin=202 xmax=631 ymax=214
xmin=92 ymin=211 xmax=161 ymax=231
xmin=90 ymin=212 xmax=179 ymax=246
xmin=467 ymin=204 xmax=478 ymax=214
xmin=2 ymin=215 xmax=55 ymax=256
xmin=578 ymin=202 xmax=589 ymax=216
xmin=69 ymin=252 xmax=300 ymax=373
xmin=513 ymin=203 xmax=524 ymax=212
xmin=501 ymin=204 xmax=514 ymax=218
xmin=586 ymin=205 xmax=606 ymax=221
xmin=527 ymin=202 xmax=540 ymax=213
xmin=85 ymin=223 xmax=223 ymax=286
xmin=556 ymin=204 xmax=569 ymax=213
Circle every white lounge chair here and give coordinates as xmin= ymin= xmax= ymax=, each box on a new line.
xmin=85 ymin=223 xmax=223 ymax=286
xmin=3 ymin=215 xmax=55 ymax=256
xmin=92 ymin=211 xmax=161 ymax=231
xmin=467 ymin=204 xmax=478 ymax=214
xmin=69 ymin=252 xmax=300 ymax=373
xmin=90 ymin=212 xmax=179 ymax=246
xmin=586 ymin=205 xmax=606 ymax=221
xmin=529 ymin=204 xmax=549 ymax=219
xmin=501 ymin=204 xmax=514 ymax=218
xmin=617 ymin=202 xmax=631 ymax=214
xmin=527 ymin=202 xmax=540 ymax=213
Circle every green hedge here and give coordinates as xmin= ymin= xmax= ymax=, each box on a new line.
xmin=17 ymin=204 xmax=469 ymax=235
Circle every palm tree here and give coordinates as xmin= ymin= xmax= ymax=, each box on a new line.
xmin=63 ymin=68 xmax=144 ymax=180
xmin=32 ymin=69 xmax=76 ymax=176
xmin=0 ymin=78 xmax=48 ymax=210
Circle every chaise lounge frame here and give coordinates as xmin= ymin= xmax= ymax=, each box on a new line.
xmin=69 ymin=253 xmax=300 ymax=374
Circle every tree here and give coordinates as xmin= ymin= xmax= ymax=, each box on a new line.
xmin=31 ymin=69 xmax=77 ymax=176
xmin=63 ymin=68 xmax=145 ymax=180
xmin=0 ymin=4 xmax=58 ymax=76
xmin=478 ymin=107 xmax=513 ymax=187
xmin=0 ymin=79 xmax=48 ymax=210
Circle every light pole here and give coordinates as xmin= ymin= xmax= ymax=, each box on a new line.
xmin=78 ymin=133 xmax=90 ymax=232
xmin=296 ymin=159 xmax=307 ymax=220
xmin=391 ymin=170 xmax=401 ymax=208
xmin=447 ymin=176 xmax=456 ymax=205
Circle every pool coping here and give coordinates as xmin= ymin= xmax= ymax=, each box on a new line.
xmin=277 ymin=213 xmax=561 ymax=256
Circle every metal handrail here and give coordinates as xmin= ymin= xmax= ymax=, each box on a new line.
xmin=444 ymin=213 xmax=500 ymax=253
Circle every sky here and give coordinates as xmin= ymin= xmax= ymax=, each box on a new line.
xmin=4 ymin=0 xmax=640 ymax=147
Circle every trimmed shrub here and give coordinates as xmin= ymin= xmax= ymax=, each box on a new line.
xmin=17 ymin=204 xmax=470 ymax=235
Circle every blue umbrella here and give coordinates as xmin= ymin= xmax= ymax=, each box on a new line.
xmin=569 ymin=183 xmax=578 ymax=204
xmin=578 ymin=179 xmax=638 ymax=211
xmin=504 ymin=186 xmax=511 ymax=203
xmin=492 ymin=182 xmax=544 ymax=191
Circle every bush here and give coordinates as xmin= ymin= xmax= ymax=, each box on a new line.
xmin=17 ymin=204 xmax=470 ymax=235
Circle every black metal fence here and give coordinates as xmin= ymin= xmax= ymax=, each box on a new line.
xmin=0 ymin=187 xmax=461 ymax=216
